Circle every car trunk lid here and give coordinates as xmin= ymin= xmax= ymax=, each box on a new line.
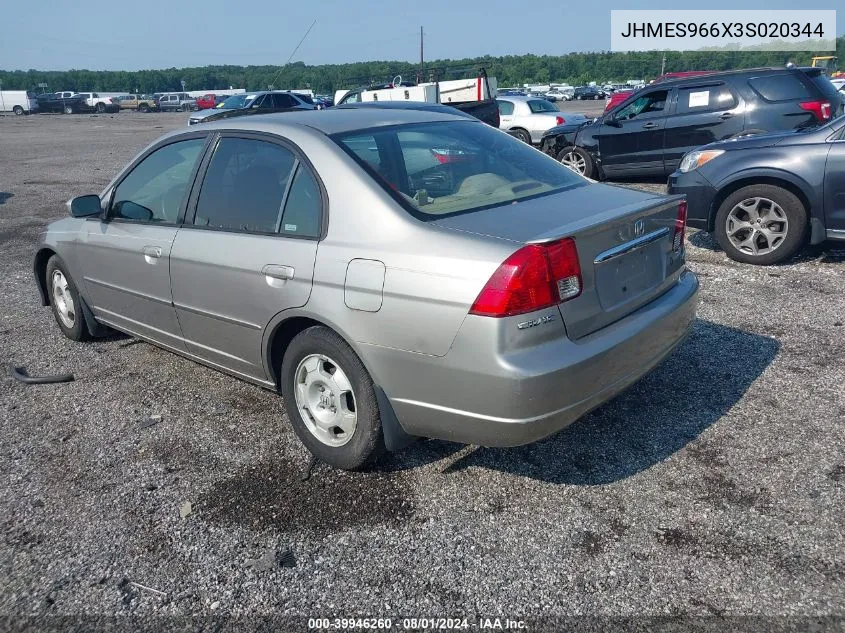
xmin=432 ymin=183 xmax=687 ymax=339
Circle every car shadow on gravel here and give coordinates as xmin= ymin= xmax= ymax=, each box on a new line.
xmin=422 ymin=319 xmax=779 ymax=485
xmin=0 ymin=192 xmax=13 ymax=205
xmin=689 ymin=228 xmax=845 ymax=264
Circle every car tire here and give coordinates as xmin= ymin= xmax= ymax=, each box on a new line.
xmin=96 ymin=103 xmax=105 ymax=113
xmin=46 ymin=255 xmax=90 ymax=342
xmin=281 ymin=326 xmax=385 ymax=470
xmin=557 ymin=146 xmax=595 ymax=178
xmin=13 ymin=105 xmax=24 ymax=115
xmin=714 ymin=184 xmax=807 ymax=265
xmin=63 ymin=105 xmax=73 ymax=115
xmin=513 ymin=128 xmax=532 ymax=144
xmin=138 ymin=104 xmax=149 ymax=113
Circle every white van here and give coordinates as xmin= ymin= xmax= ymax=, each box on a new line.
xmin=0 ymin=91 xmax=39 ymax=115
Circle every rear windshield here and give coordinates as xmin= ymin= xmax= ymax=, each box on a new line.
xmin=332 ymin=120 xmax=584 ymax=220
xmin=527 ymin=99 xmax=558 ymax=113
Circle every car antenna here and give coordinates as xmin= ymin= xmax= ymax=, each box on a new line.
xmin=269 ymin=20 xmax=317 ymax=90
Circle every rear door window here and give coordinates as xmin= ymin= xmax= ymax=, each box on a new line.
xmin=497 ymin=100 xmax=514 ymax=115
xmin=748 ymin=74 xmax=811 ymax=101
xmin=675 ymin=84 xmax=737 ymax=113
xmin=193 ymin=137 xmax=297 ymax=233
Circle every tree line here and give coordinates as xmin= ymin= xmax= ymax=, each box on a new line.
xmin=1 ymin=38 xmax=842 ymax=94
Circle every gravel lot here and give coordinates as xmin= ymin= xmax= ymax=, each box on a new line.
xmin=1 ymin=113 xmax=844 ymax=628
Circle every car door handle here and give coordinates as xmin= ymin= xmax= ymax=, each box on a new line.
xmin=262 ymin=264 xmax=295 ymax=281
xmin=142 ymin=245 xmax=162 ymax=264
xmin=641 ymin=122 xmax=660 ymax=129
xmin=719 ymin=112 xmax=735 ymax=119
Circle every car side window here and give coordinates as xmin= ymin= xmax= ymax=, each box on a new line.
xmin=193 ymin=137 xmax=297 ymax=233
xmin=110 ymin=138 xmax=206 ymax=223
xmin=274 ymin=94 xmax=296 ymax=108
xmin=279 ymin=166 xmax=321 ymax=238
xmin=497 ymin=100 xmax=514 ymax=116
xmin=748 ymin=74 xmax=811 ymax=102
xmin=614 ymin=90 xmax=669 ymax=120
xmin=676 ymin=84 xmax=737 ymax=114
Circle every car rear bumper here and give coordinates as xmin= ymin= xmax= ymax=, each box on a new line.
xmin=667 ymin=170 xmax=717 ymax=231
xmin=366 ymin=271 xmax=699 ymax=447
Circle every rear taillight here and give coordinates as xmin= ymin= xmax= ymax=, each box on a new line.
xmin=469 ymin=238 xmax=582 ymax=317
xmin=673 ymin=200 xmax=688 ymax=252
xmin=555 ymin=116 xmax=565 ymax=125
xmin=799 ymin=100 xmax=831 ymax=121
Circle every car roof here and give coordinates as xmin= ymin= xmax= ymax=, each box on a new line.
xmin=648 ymin=66 xmax=815 ymax=88
xmin=187 ymin=108 xmax=474 ymax=136
xmin=497 ymin=95 xmax=544 ymax=102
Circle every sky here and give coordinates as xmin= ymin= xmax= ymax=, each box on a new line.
xmin=1 ymin=0 xmax=842 ymax=71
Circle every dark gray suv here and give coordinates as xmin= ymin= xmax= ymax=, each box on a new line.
xmin=542 ymin=67 xmax=844 ymax=179
xmin=189 ymin=91 xmax=315 ymax=125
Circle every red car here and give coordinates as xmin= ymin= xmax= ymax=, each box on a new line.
xmin=195 ymin=94 xmax=217 ymax=110
xmin=604 ymin=90 xmax=634 ymax=112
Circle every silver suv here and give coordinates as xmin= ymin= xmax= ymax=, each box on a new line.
xmin=158 ymin=92 xmax=197 ymax=112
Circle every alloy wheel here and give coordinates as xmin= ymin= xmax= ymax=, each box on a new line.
xmin=293 ymin=353 xmax=357 ymax=447
xmin=560 ymin=150 xmax=587 ymax=175
xmin=725 ymin=197 xmax=789 ymax=257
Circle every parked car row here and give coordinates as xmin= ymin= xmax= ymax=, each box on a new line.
xmin=538 ymin=65 xmax=844 ymax=264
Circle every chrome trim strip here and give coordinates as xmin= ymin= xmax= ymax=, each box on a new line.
xmin=594 ymin=227 xmax=671 ymax=264
xmin=173 ymin=302 xmax=262 ymax=331
xmin=84 ymin=276 xmax=172 ymax=306
xmin=826 ymin=229 xmax=845 ymax=240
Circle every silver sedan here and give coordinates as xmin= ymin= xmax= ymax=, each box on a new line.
xmin=34 ymin=109 xmax=698 ymax=470
xmin=497 ymin=95 xmax=586 ymax=144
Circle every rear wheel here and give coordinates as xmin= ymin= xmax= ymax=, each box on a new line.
xmin=557 ymin=146 xmax=594 ymax=178
xmin=513 ymin=128 xmax=532 ymax=144
xmin=63 ymin=105 xmax=73 ymax=115
xmin=281 ymin=326 xmax=385 ymax=470
xmin=714 ymin=184 xmax=807 ymax=265
xmin=46 ymin=255 xmax=90 ymax=342
xmin=13 ymin=105 xmax=24 ymax=115
xmin=138 ymin=104 xmax=149 ymax=113
xmin=594 ymin=94 xmax=601 ymax=100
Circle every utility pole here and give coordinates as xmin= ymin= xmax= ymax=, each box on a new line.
xmin=419 ymin=26 xmax=424 ymax=84
xmin=660 ymin=53 xmax=666 ymax=76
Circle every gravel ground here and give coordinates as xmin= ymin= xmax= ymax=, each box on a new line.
xmin=1 ymin=113 xmax=844 ymax=629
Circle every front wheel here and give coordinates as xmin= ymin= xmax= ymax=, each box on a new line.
xmin=46 ymin=255 xmax=90 ymax=342
xmin=13 ymin=105 xmax=24 ymax=115
xmin=138 ymin=104 xmax=149 ymax=113
xmin=281 ymin=326 xmax=385 ymax=470
xmin=63 ymin=105 xmax=73 ymax=115
xmin=713 ymin=184 xmax=807 ymax=265
xmin=557 ymin=146 xmax=595 ymax=178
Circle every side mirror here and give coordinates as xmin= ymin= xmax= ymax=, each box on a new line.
xmin=604 ymin=117 xmax=622 ymax=128
xmin=69 ymin=194 xmax=102 ymax=217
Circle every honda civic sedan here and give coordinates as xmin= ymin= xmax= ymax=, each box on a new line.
xmin=34 ymin=109 xmax=698 ymax=470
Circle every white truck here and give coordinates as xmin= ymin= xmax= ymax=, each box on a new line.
xmin=77 ymin=92 xmax=120 ymax=113
xmin=333 ymin=73 xmax=500 ymax=126
xmin=0 ymin=90 xmax=39 ymax=115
